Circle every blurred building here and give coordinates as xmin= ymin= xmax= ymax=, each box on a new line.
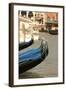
xmin=18 ymin=11 xmax=58 ymax=42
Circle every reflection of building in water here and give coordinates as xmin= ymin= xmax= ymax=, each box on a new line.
xmin=18 ymin=11 xmax=58 ymax=42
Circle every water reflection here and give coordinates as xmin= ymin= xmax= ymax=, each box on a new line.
xmin=19 ymin=71 xmax=43 ymax=79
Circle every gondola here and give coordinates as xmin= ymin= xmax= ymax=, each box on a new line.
xmin=49 ymin=29 xmax=58 ymax=35
xmin=19 ymin=39 xmax=33 ymax=50
xmin=19 ymin=39 xmax=48 ymax=74
xmin=45 ymin=21 xmax=58 ymax=35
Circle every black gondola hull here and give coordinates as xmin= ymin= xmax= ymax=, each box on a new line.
xmin=19 ymin=40 xmax=48 ymax=74
xmin=19 ymin=39 xmax=33 ymax=50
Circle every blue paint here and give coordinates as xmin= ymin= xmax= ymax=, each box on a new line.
xmin=19 ymin=48 xmax=41 ymax=63
xmin=19 ymin=53 xmax=41 ymax=63
xmin=19 ymin=48 xmax=41 ymax=57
